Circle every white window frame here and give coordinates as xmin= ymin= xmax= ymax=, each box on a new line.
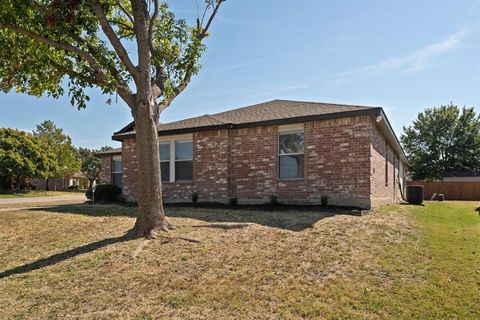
xmin=158 ymin=134 xmax=193 ymax=182
xmin=278 ymin=123 xmax=305 ymax=180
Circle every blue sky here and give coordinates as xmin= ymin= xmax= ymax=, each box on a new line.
xmin=1 ymin=0 xmax=479 ymax=149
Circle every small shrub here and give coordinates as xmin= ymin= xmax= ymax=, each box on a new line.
xmin=191 ymin=192 xmax=198 ymax=204
xmin=269 ymin=194 xmax=279 ymax=205
xmin=229 ymin=196 xmax=238 ymax=206
xmin=68 ymin=185 xmax=78 ymax=191
xmin=85 ymin=184 xmax=122 ymax=203
xmin=321 ymin=194 xmax=328 ymax=206
xmin=30 ymin=185 xmax=37 ymax=190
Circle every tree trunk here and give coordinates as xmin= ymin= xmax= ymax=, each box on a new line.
xmin=45 ymin=177 xmax=50 ymax=191
xmin=16 ymin=175 xmax=23 ymax=192
xmin=88 ymin=179 xmax=94 ymax=190
xmin=130 ymin=101 xmax=167 ymax=238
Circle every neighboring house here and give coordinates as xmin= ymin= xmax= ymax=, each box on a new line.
xmin=68 ymin=172 xmax=90 ymax=189
xmin=442 ymin=169 xmax=480 ymax=182
xmin=29 ymin=172 xmax=90 ymax=190
xmin=98 ymin=100 xmax=407 ymax=209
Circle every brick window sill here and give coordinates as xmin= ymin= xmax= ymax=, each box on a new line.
xmin=278 ymin=178 xmax=304 ymax=182
xmin=162 ymin=180 xmax=194 ymax=184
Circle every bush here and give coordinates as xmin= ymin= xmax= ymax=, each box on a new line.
xmin=321 ymin=194 xmax=328 ymax=206
xmin=68 ymin=185 xmax=78 ymax=191
xmin=229 ymin=196 xmax=238 ymax=206
xmin=191 ymin=192 xmax=198 ymax=204
xmin=85 ymin=184 xmax=122 ymax=203
xmin=269 ymin=194 xmax=279 ymax=205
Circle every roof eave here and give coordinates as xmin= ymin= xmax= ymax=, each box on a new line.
xmin=375 ymin=109 xmax=408 ymax=164
xmin=112 ymin=108 xmax=379 ymax=141
xmin=112 ymin=123 xmax=234 ymax=141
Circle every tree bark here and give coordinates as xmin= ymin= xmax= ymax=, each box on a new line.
xmin=16 ymin=175 xmax=24 ymax=192
xmin=130 ymin=101 xmax=168 ymax=238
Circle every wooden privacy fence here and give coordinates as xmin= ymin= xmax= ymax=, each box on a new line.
xmin=407 ymin=181 xmax=480 ymax=201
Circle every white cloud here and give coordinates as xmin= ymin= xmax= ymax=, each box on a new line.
xmin=339 ymin=27 xmax=467 ymax=77
xmin=213 ymin=59 xmax=266 ymax=72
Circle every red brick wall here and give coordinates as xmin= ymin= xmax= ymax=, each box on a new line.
xmin=121 ymin=130 xmax=230 ymax=202
xmin=228 ymin=117 xmax=372 ymax=207
xmin=192 ymin=130 xmax=229 ymax=201
xmin=118 ymin=115 xmax=403 ymax=208
xmin=99 ymin=155 xmax=112 ymax=184
xmin=122 ymin=139 xmax=138 ymax=200
xmin=299 ymin=115 xmax=372 ymax=207
xmin=370 ymin=123 xmax=402 ymax=207
xmin=231 ymin=126 xmax=277 ymax=201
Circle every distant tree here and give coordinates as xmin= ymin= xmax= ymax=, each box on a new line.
xmin=77 ymin=147 xmax=102 ymax=190
xmin=401 ymin=104 xmax=480 ymax=180
xmin=0 ymin=128 xmax=53 ymax=191
xmin=0 ymin=0 xmax=225 ymax=238
xmin=33 ymin=120 xmax=81 ymax=190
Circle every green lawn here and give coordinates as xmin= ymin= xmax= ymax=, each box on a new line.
xmin=0 ymin=190 xmax=76 ymax=199
xmin=0 ymin=201 xmax=478 ymax=319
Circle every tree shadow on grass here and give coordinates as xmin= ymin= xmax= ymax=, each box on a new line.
xmin=28 ymin=203 xmax=137 ymax=217
xmin=0 ymin=234 xmax=132 ymax=279
xmin=165 ymin=204 xmax=363 ymax=231
xmin=27 ymin=203 xmax=363 ymax=232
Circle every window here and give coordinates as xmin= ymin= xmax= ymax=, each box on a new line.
xmin=279 ymin=128 xmax=304 ymax=179
xmin=159 ymin=135 xmax=193 ymax=182
xmin=111 ymin=155 xmax=122 ymax=187
xmin=159 ymin=142 xmax=170 ymax=182
xmin=175 ymin=141 xmax=193 ymax=180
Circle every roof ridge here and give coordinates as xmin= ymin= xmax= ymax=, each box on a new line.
xmin=212 ymin=100 xmax=278 ymax=116
xmin=274 ymin=99 xmax=377 ymax=109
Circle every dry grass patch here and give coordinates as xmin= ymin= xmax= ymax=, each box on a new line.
xmin=0 ymin=202 xmax=477 ymax=319
xmin=0 ymin=190 xmax=77 ymax=199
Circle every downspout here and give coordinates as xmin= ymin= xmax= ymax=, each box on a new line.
xmin=398 ymin=179 xmax=407 ymax=202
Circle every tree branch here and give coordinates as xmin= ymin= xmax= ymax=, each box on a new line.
xmin=92 ymin=0 xmax=139 ymax=79
xmin=155 ymin=0 xmax=225 ymax=114
xmin=114 ymin=0 xmax=134 ymax=24
xmin=199 ymin=0 xmax=224 ymax=39
xmin=148 ymin=0 xmax=159 ymax=53
xmin=108 ymin=19 xmax=134 ymax=32
xmin=0 ymin=23 xmax=106 ymax=82
xmin=131 ymin=0 xmax=152 ymax=103
xmin=47 ymin=58 xmax=100 ymax=85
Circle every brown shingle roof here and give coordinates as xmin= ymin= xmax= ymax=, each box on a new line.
xmin=114 ymin=99 xmax=376 ymax=137
xmin=207 ymin=99 xmax=372 ymax=124
xmin=95 ymin=147 xmax=122 ymax=156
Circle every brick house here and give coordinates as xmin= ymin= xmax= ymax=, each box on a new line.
xmin=98 ymin=100 xmax=407 ymax=209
